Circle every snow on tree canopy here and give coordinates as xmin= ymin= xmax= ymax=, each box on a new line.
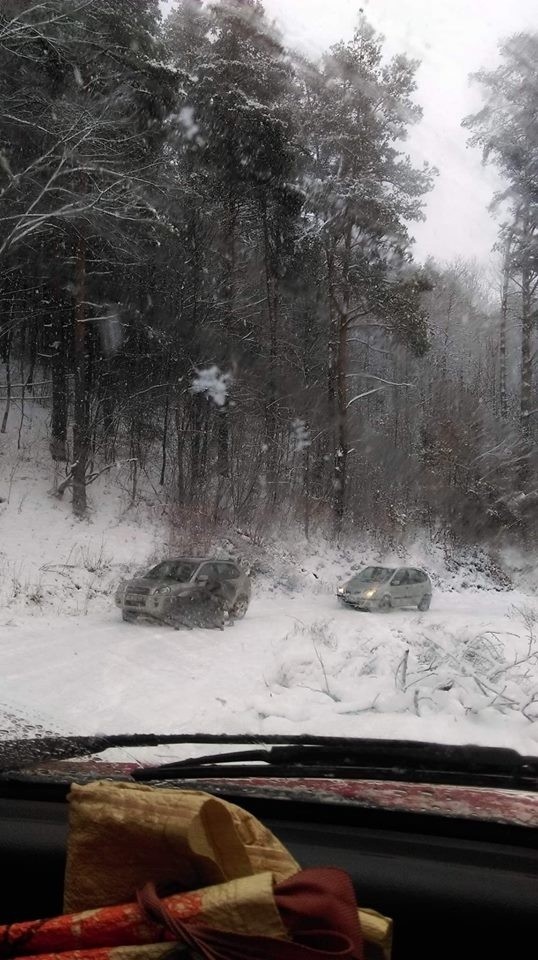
xmin=191 ymin=366 xmax=232 ymax=406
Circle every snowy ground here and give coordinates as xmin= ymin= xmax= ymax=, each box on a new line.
xmin=1 ymin=403 xmax=538 ymax=756
xmin=1 ymin=589 xmax=538 ymax=755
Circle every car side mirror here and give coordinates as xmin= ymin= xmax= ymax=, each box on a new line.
xmin=197 ymin=575 xmax=208 ymax=584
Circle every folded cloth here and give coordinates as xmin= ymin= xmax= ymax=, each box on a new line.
xmin=60 ymin=781 xmax=391 ymax=960
xmin=0 ymin=869 xmax=364 ymax=960
xmin=64 ymin=782 xmax=299 ymax=913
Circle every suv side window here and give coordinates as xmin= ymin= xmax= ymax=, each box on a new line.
xmin=413 ymin=570 xmax=427 ymax=583
xmin=216 ymin=562 xmax=239 ymax=579
xmin=391 ymin=569 xmax=407 ymax=586
xmin=196 ymin=563 xmax=220 ymax=580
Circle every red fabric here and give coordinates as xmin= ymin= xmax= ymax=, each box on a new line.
xmin=276 ymin=868 xmax=364 ymax=959
xmin=0 ymin=869 xmax=364 ymax=960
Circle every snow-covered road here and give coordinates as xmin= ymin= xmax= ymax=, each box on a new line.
xmin=2 ymin=588 xmax=538 ymax=754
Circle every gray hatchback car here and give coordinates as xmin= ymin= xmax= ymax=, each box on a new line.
xmin=115 ymin=556 xmax=251 ymax=624
xmin=337 ymin=565 xmax=432 ymax=612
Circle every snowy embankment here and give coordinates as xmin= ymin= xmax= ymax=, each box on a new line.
xmin=1 ymin=404 xmax=538 ymax=754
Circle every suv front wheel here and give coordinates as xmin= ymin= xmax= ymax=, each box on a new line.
xmin=231 ymin=595 xmax=249 ymax=619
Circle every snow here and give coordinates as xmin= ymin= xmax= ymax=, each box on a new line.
xmin=176 ymin=105 xmax=204 ymax=146
xmin=191 ymin=366 xmax=232 ymax=407
xmin=2 ymin=590 xmax=538 ymax=755
xmin=1 ymin=404 xmax=538 ymax=756
xmin=290 ymin=419 xmax=310 ymax=452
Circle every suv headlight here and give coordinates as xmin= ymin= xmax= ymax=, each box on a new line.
xmin=363 ymin=588 xmax=377 ymax=599
xmin=337 ymin=586 xmax=344 ymax=595
xmin=153 ymin=586 xmax=171 ymax=596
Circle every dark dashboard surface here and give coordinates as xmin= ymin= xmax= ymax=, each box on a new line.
xmin=0 ymin=790 xmax=536 ymax=959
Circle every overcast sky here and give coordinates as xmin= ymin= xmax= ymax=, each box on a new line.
xmin=161 ymin=0 xmax=537 ymax=266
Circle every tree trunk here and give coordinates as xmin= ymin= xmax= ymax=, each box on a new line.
xmin=216 ymin=413 xmax=229 ymax=478
xmin=263 ymin=202 xmax=279 ymax=498
xmin=216 ymin=202 xmax=237 ymax=481
xmin=72 ymin=233 xmax=88 ymax=517
xmin=518 ymin=202 xmax=534 ymax=498
xmin=499 ymin=236 xmax=511 ymax=419
xmin=1 ymin=328 xmax=12 ymax=434
xmin=101 ymin=391 xmax=116 ymax=462
xmin=129 ymin=415 xmax=141 ymax=505
xmin=160 ymin=388 xmax=170 ymax=487
xmin=326 ymin=241 xmax=337 ymax=419
xmin=520 ymin=261 xmax=532 ymax=440
xmin=518 ymin=252 xmax=533 ymax=496
xmin=26 ymin=316 xmax=37 ymax=393
xmin=50 ymin=295 xmax=68 ymax=462
xmin=333 ymin=226 xmax=352 ymax=526
xmin=175 ymin=400 xmax=185 ymax=504
xmin=334 ymin=311 xmax=348 ymax=524
xmin=189 ymin=395 xmax=202 ymax=498
xmin=303 ymin=441 xmax=311 ymax=539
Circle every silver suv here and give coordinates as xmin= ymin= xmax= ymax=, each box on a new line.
xmin=115 ymin=557 xmax=251 ymax=624
xmin=337 ymin=565 xmax=432 ymax=612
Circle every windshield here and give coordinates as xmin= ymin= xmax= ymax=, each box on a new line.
xmin=146 ymin=561 xmax=197 ymax=582
xmin=350 ymin=568 xmax=395 ymax=584
xmin=1 ymin=0 xmax=537 ymax=777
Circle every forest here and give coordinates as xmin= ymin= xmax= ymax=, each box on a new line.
xmin=1 ymin=0 xmax=537 ymax=545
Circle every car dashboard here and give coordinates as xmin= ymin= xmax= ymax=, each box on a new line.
xmin=0 ymin=781 xmax=536 ymax=959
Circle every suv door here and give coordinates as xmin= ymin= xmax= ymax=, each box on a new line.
xmin=195 ymin=562 xmax=220 ymax=584
xmin=215 ymin=562 xmax=242 ymax=604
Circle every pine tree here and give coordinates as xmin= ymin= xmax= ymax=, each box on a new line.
xmin=464 ymin=33 xmax=538 ymax=490
xmin=300 ymin=16 xmax=434 ymax=523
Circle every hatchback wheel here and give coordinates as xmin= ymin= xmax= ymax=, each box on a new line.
xmin=231 ymin=595 xmax=249 ymax=619
xmin=418 ymin=595 xmax=431 ymax=611
xmin=378 ymin=595 xmax=392 ymax=611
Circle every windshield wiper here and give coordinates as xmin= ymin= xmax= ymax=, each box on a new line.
xmin=0 ymin=735 xmax=536 ymax=791
xmin=0 ymin=733 xmax=323 ymax=772
xmin=131 ymin=739 xmax=538 ymax=791
xmin=0 ymin=733 xmax=466 ymax=772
